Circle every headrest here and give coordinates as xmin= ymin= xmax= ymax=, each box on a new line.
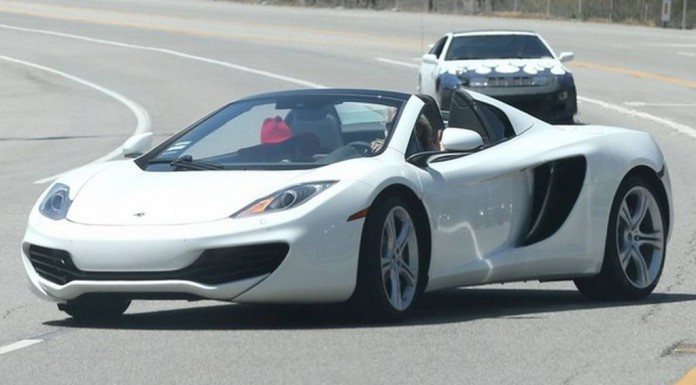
xmin=450 ymin=88 xmax=476 ymax=110
xmin=291 ymin=108 xmax=329 ymax=121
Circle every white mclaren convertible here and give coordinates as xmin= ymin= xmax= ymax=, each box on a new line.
xmin=22 ymin=88 xmax=672 ymax=322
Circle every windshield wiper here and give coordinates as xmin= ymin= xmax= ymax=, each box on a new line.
xmin=169 ymin=155 xmax=224 ymax=171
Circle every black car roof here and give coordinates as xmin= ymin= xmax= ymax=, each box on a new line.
xmin=450 ymin=30 xmax=537 ymax=36
xmin=237 ymin=88 xmax=412 ymax=102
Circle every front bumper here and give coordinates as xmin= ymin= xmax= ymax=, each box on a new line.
xmin=22 ymin=205 xmax=364 ymax=304
xmin=487 ymin=87 xmax=577 ymax=123
xmin=438 ymin=73 xmax=578 ymax=123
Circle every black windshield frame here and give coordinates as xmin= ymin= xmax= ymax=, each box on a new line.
xmin=136 ymin=90 xmax=410 ymax=171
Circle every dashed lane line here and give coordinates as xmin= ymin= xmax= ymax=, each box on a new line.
xmin=0 ymin=339 xmax=42 ymax=355
xmin=376 ymin=57 xmax=420 ymax=69
xmin=624 ymin=102 xmax=696 ymax=108
xmin=0 ymin=328 xmax=70 ymax=356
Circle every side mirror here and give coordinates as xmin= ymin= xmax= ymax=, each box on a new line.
xmin=421 ymin=53 xmax=438 ymax=65
xmin=441 ymin=128 xmax=484 ymax=152
xmin=122 ymin=132 xmax=153 ymax=158
xmin=558 ymin=52 xmax=575 ymax=63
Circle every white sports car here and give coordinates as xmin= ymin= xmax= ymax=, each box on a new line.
xmin=419 ymin=30 xmax=577 ymax=123
xmin=22 ymin=88 xmax=671 ymax=322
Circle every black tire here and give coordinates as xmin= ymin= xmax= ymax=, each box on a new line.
xmin=58 ymin=295 xmax=131 ymax=322
xmin=574 ymin=175 xmax=667 ymax=300
xmin=556 ymin=115 xmax=576 ymax=125
xmin=350 ymin=196 xmax=427 ymax=322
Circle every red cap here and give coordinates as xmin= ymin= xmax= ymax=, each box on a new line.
xmin=260 ymin=116 xmax=292 ymax=144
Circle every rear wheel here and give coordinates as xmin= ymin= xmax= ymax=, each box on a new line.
xmin=58 ymin=295 xmax=131 ymax=322
xmin=351 ymin=196 xmax=425 ymax=322
xmin=575 ymin=176 xmax=666 ymax=300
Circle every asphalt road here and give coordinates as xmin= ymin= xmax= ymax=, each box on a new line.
xmin=1 ymin=1 xmax=695 ymax=384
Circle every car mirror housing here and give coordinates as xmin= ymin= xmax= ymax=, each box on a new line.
xmin=421 ymin=53 xmax=438 ymax=64
xmin=441 ymin=128 xmax=484 ymax=152
xmin=122 ymin=132 xmax=153 ymax=158
xmin=558 ymin=52 xmax=575 ymax=63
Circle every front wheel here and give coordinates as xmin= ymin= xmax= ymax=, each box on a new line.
xmin=575 ymin=175 xmax=667 ymax=300
xmin=351 ymin=196 xmax=426 ymax=322
xmin=58 ymin=295 xmax=131 ymax=322
xmin=554 ymin=115 xmax=576 ymax=125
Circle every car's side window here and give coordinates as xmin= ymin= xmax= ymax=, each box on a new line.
xmin=429 ymin=36 xmax=447 ymax=59
xmin=475 ymin=102 xmax=515 ymax=144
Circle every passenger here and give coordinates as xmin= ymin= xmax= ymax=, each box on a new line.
xmin=260 ymin=116 xmax=292 ymax=144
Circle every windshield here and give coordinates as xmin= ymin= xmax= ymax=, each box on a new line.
xmin=445 ymin=35 xmax=553 ymax=61
xmin=144 ymin=93 xmax=402 ymax=171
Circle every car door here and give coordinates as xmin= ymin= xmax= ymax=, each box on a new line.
xmin=411 ymin=102 xmax=537 ymax=291
xmin=419 ymin=144 xmax=535 ymax=290
xmin=419 ymin=35 xmax=448 ymax=98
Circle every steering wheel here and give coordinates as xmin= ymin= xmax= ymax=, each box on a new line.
xmin=347 ymin=141 xmax=373 ymax=155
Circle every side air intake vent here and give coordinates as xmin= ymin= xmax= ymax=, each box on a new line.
xmin=522 ymin=156 xmax=587 ymax=246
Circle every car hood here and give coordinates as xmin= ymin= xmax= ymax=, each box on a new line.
xmin=66 ymin=161 xmax=309 ymax=226
xmin=440 ymin=58 xmax=568 ymax=77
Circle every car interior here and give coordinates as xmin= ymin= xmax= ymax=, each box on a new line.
xmin=285 ymin=107 xmax=344 ymax=153
xmin=447 ymin=88 xmax=515 ymax=146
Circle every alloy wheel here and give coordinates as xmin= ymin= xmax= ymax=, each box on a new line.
xmin=379 ymin=206 xmax=419 ymax=311
xmin=615 ymin=186 xmax=665 ymax=289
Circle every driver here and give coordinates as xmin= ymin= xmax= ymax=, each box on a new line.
xmin=370 ymin=114 xmax=441 ymax=153
xmin=416 ymin=114 xmax=443 ymax=151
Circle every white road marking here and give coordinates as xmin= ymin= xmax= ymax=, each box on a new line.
xmin=648 ymin=43 xmax=696 ymax=48
xmin=579 ymin=96 xmax=696 ymax=139
xmin=376 ymin=57 xmax=420 ymax=69
xmin=624 ymin=101 xmax=696 ymax=107
xmin=0 ymin=55 xmax=151 ymax=184
xmin=0 ymin=22 xmax=326 ymax=184
xmin=677 ymin=52 xmax=696 ymax=57
xmin=0 ymin=339 xmax=43 ymax=355
xmin=376 ymin=58 xmax=696 ymax=140
xmin=0 ymin=23 xmax=325 ymax=89
xmin=4 ymin=22 xmax=694 ymax=186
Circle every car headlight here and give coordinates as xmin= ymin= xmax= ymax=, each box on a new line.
xmin=232 ymin=181 xmax=336 ymax=218
xmin=468 ymin=77 xmax=488 ymax=87
xmin=531 ymin=75 xmax=557 ymax=87
xmin=39 ymin=183 xmax=72 ymax=220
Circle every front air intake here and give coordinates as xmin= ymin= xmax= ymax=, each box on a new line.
xmin=28 ymin=243 xmax=289 ymax=286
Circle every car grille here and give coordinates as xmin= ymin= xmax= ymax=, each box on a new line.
xmin=27 ymin=243 xmax=289 ymax=286
xmin=486 ymin=76 xmax=534 ymax=87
